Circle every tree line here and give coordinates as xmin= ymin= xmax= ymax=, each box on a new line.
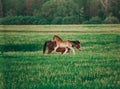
xmin=0 ymin=0 xmax=120 ymax=24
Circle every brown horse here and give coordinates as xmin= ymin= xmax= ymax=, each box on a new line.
xmin=43 ymin=40 xmax=80 ymax=54
xmin=52 ymin=35 xmax=75 ymax=54
xmin=43 ymin=41 xmax=70 ymax=54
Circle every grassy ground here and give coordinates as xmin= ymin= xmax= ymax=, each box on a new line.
xmin=0 ymin=25 xmax=120 ymax=89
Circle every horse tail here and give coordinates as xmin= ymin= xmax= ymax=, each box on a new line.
xmin=43 ymin=40 xmax=52 ymax=54
xmin=43 ymin=41 xmax=48 ymax=54
xmin=43 ymin=42 xmax=46 ymax=54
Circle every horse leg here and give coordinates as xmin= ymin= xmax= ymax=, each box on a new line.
xmin=69 ymin=47 xmax=75 ymax=55
xmin=52 ymin=45 xmax=59 ymax=53
xmin=63 ymin=47 xmax=68 ymax=55
xmin=48 ymin=50 xmax=52 ymax=54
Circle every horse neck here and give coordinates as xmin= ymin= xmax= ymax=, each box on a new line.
xmin=53 ymin=37 xmax=62 ymax=42
xmin=54 ymin=35 xmax=63 ymax=40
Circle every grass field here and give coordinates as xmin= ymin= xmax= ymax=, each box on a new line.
xmin=0 ymin=25 xmax=120 ymax=89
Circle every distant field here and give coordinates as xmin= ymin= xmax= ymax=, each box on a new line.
xmin=0 ymin=25 xmax=120 ymax=89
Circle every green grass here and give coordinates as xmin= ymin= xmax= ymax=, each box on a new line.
xmin=0 ymin=25 xmax=120 ymax=89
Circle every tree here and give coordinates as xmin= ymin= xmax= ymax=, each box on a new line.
xmin=100 ymin=0 xmax=111 ymax=16
xmin=109 ymin=0 xmax=120 ymax=21
xmin=41 ymin=0 xmax=80 ymax=23
xmin=0 ymin=0 xmax=3 ymax=17
xmin=74 ymin=0 xmax=90 ymax=20
xmin=0 ymin=0 xmax=120 ymax=24
xmin=25 ymin=0 xmax=33 ymax=15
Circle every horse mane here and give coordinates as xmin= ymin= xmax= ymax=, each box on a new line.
xmin=70 ymin=40 xmax=80 ymax=47
xmin=74 ymin=40 xmax=80 ymax=44
xmin=53 ymin=35 xmax=63 ymax=41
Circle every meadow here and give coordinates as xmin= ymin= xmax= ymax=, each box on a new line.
xmin=0 ymin=25 xmax=120 ymax=89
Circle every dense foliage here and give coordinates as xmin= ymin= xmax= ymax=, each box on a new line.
xmin=0 ymin=0 xmax=120 ymax=24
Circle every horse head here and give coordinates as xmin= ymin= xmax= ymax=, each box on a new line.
xmin=71 ymin=40 xmax=81 ymax=51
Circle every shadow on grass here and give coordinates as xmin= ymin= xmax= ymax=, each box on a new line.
xmin=0 ymin=43 xmax=42 ymax=52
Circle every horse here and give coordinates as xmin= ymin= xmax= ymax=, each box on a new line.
xmin=43 ymin=40 xmax=80 ymax=54
xmin=52 ymin=35 xmax=76 ymax=54
xmin=43 ymin=40 xmax=70 ymax=54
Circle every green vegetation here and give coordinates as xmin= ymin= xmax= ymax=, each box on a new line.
xmin=0 ymin=0 xmax=120 ymax=24
xmin=0 ymin=25 xmax=120 ymax=89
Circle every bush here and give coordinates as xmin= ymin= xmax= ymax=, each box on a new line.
xmin=104 ymin=16 xmax=119 ymax=24
xmin=0 ymin=16 xmax=49 ymax=25
xmin=0 ymin=18 xmax=2 ymax=24
xmin=83 ymin=16 xmax=102 ymax=24
xmin=62 ymin=16 xmax=79 ymax=24
xmin=89 ymin=16 xmax=102 ymax=24
xmin=51 ymin=17 xmax=63 ymax=24
xmin=82 ymin=20 xmax=90 ymax=24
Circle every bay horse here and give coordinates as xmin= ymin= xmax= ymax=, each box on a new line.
xmin=52 ymin=35 xmax=77 ymax=54
xmin=43 ymin=40 xmax=80 ymax=54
